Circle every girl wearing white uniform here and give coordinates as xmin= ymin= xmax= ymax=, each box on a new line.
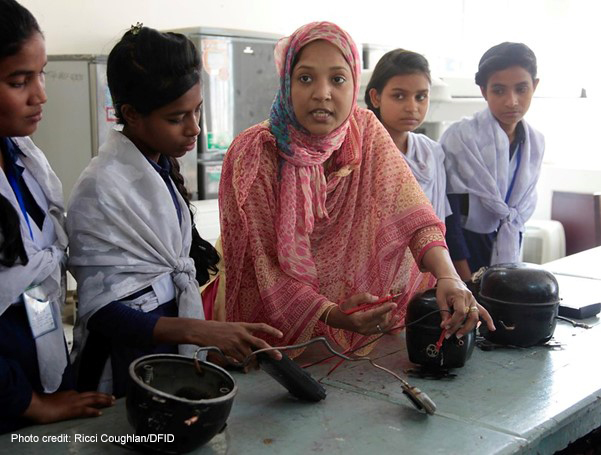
xmin=365 ymin=49 xmax=451 ymax=221
xmin=0 ymin=0 xmax=113 ymax=433
xmin=67 ymin=25 xmax=282 ymax=397
xmin=442 ymin=42 xmax=544 ymax=281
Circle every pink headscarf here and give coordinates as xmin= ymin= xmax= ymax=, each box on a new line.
xmin=269 ymin=21 xmax=362 ymax=289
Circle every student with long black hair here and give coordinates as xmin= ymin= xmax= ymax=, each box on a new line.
xmin=67 ymin=25 xmax=282 ymax=397
xmin=0 ymin=0 xmax=114 ymax=433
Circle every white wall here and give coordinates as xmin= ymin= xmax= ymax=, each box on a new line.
xmin=21 ymin=0 xmax=600 ymax=88
xmin=19 ymin=0 xmax=601 ymax=220
xmin=533 ymin=165 xmax=601 ymax=220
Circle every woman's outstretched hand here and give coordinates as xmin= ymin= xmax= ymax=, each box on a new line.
xmin=324 ymin=292 xmax=401 ymax=335
xmin=435 ymin=278 xmax=495 ymax=337
xmin=420 ymin=245 xmax=495 ymax=338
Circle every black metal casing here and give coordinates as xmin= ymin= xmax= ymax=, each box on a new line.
xmin=477 ymin=263 xmax=560 ymax=347
xmin=405 ymin=288 xmax=475 ymax=369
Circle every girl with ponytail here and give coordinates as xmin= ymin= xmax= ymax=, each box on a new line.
xmin=67 ymin=24 xmax=281 ymax=397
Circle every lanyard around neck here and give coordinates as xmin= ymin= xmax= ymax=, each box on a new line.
xmin=2 ymin=139 xmax=34 ymax=240
xmin=7 ymin=169 xmax=34 ymax=240
xmin=504 ymin=142 xmax=522 ymax=204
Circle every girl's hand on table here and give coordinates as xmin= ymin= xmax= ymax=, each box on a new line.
xmin=23 ymin=390 xmax=115 ymax=424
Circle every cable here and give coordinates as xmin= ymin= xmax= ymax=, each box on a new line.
xmin=191 ymin=308 xmax=454 ymax=416
xmin=193 ymin=334 xmax=438 ymax=415
xmin=556 ymin=315 xmax=592 ymax=329
xmin=339 ymin=292 xmax=404 ymax=315
xmin=303 ymin=308 xmax=452 ymax=370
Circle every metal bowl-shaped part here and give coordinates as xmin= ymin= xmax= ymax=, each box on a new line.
xmin=127 ymin=354 xmax=237 ymax=454
xmin=405 ymin=288 xmax=475 ymax=369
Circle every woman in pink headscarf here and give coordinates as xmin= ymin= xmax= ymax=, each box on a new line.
xmin=219 ymin=21 xmax=495 ymax=353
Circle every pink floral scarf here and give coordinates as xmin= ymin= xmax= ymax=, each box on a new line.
xmin=269 ymin=22 xmax=362 ymax=288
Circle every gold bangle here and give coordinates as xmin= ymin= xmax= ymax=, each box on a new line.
xmin=436 ymin=276 xmax=463 ymax=282
xmin=322 ymin=304 xmax=337 ymax=328
xmin=436 ymin=276 xmax=467 ymax=287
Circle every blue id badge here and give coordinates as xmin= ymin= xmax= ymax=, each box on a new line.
xmin=23 ymin=285 xmax=57 ymax=338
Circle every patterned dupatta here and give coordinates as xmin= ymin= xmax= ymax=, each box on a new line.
xmin=269 ymin=22 xmax=362 ymax=287
xmin=219 ymin=22 xmax=444 ymax=351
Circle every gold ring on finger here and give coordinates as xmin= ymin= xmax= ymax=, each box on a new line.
xmin=469 ymin=306 xmax=479 ymax=313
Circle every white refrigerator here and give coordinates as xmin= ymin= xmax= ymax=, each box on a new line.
xmin=31 ymin=55 xmax=116 ymax=203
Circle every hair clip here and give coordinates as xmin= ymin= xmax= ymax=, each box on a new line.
xmin=130 ymin=22 xmax=143 ymax=35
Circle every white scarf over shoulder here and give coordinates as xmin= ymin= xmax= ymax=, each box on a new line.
xmin=404 ymin=132 xmax=451 ymax=221
xmin=67 ymin=129 xmax=204 ymax=359
xmin=442 ymin=108 xmax=545 ymax=265
xmin=0 ymin=137 xmax=68 ymax=393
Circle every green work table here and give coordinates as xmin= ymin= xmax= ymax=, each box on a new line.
xmin=2 ymin=263 xmax=601 ymax=454
xmin=543 ymin=246 xmax=601 ymax=280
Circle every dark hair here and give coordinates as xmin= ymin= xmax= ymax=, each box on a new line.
xmin=107 ymin=26 xmax=219 ymax=284
xmin=0 ymin=193 xmax=28 ymax=267
xmin=0 ymin=0 xmax=40 ymax=267
xmin=167 ymin=156 xmax=219 ymax=284
xmin=0 ymin=0 xmax=42 ymax=60
xmin=364 ymin=49 xmax=431 ymax=119
xmin=475 ymin=42 xmax=537 ymax=88
xmin=107 ymin=26 xmax=201 ymax=124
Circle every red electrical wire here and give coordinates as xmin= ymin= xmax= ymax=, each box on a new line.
xmin=435 ymin=329 xmax=447 ymax=351
xmin=338 ymin=293 xmax=403 ymax=315
xmin=301 ymin=309 xmax=453 ymax=372
xmin=304 ymin=321 xmax=408 ymax=374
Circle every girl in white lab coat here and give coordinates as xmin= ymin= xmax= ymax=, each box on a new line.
xmin=442 ymin=42 xmax=543 ymax=280
xmin=0 ymin=0 xmax=114 ymax=433
xmin=365 ymin=49 xmax=451 ymax=221
xmin=67 ymin=25 xmax=282 ymax=397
